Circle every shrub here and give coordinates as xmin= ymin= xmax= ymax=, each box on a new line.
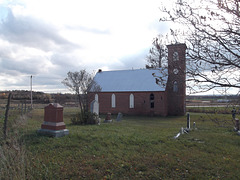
xmin=71 ymin=111 xmax=98 ymax=125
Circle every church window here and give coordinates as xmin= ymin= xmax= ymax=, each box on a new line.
xmin=129 ymin=94 xmax=134 ymax=108
xmin=111 ymin=94 xmax=116 ymax=108
xmin=150 ymin=93 xmax=154 ymax=108
xmin=95 ymin=94 xmax=98 ymax=102
xmin=173 ymin=81 xmax=178 ymax=92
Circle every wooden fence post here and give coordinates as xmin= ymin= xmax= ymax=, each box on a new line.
xmin=21 ymin=102 xmax=23 ymax=115
xmin=187 ymin=112 xmax=190 ymax=129
xmin=3 ymin=93 xmax=12 ymax=140
xmin=24 ymin=100 xmax=26 ymax=114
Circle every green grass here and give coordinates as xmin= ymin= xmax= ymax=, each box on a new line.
xmin=1 ymin=108 xmax=240 ymax=179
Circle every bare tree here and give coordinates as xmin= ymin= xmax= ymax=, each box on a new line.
xmin=62 ymin=70 xmax=100 ymax=121
xmin=146 ymin=34 xmax=168 ymax=69
xmin=160 ymin=0 xmax=240 ymax=94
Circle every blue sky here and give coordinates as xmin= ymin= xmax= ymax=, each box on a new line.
xmin=0 ymin=0 xmax=172 ymax=93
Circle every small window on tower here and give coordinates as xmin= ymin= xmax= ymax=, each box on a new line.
xmin=173 ymin=81 xmax=178 ymax=92
xmin=173 ymin=51 xmax=179 ymax=61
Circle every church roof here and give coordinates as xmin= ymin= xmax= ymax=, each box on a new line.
xmin=92 ymin=68 xmax=168 ymax=92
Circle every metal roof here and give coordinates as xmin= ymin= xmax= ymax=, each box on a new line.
xmin=92 ymin=68 xmax=168 ymax=92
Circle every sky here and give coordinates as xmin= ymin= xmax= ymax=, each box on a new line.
xmin=0 ymin=0 xmax=172 ymax=93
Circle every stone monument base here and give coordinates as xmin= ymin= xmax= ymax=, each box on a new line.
xmin=104 ymin=119 xmax=112 ymax=123
xmin=37 ymin=128 xmax=69 ymax=137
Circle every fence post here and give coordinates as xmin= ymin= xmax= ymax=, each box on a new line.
xmin=21 ymin=102 xmax=23 ymax=115
xmin=187 ymin=112 xmax=190 ymax=129
xmin=24 ymin=100 xmax=27 ymax=114
xmin=3 ymin=93 xmax=12 ymax=140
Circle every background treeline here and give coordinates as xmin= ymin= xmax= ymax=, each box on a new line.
xmin=0 ymin=90 xmax=77 ymax=105
xmin=186 ymin=95 xmax=240 ymax=101
xmin=1 ymin=90 xmax=239 ymax=106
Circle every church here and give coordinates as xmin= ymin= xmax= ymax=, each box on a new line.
xmin=88 ymin=43 xmax=187 ymax=116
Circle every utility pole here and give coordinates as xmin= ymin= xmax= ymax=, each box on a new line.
xmin=30 ymin=75 xmax=33 ymax=109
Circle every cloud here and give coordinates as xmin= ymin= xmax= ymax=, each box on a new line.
xmin=0 ymin=7 xmax=79 ymax=52
xmin=0 ymin=6 xmax=83 ymax=92
xmin=0 ymin=56 xmax=49 ymax=75
xmin=65 ymin=25 xmax=110 ymax=35
xmin=0 ymin=0 xmax=171 ymax=93
xmin=119 ymin=49 xmax=149 ymax=70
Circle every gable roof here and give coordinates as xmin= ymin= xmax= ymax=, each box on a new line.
xmin=92 ymin=68 xmax=168 ymax=92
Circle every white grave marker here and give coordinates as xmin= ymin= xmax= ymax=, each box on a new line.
xmin=90 ymin=100 xmax=99 ymax=116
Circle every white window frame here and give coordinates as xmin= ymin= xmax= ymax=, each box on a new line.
xmin=111 ymin=94 xmax=116 ymax=108
xmin=95 ymin=94 xmax=98 ymax=102
xmin=129 ymin=94 xmax=134 ymax=108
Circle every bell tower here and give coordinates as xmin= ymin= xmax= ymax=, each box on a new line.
xmin=166 ymin=43 xmax=187 ymax=116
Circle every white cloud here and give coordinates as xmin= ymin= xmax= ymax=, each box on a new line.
xmin=0 ymin=0 xmax=170 ymax=93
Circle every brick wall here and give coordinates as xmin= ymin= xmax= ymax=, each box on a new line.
xmin=166 ymin=43 xmax=187 ymax=116
xmin=88 ymin=91 xmax=168 ymax=116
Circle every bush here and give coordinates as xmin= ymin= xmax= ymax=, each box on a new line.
xmin=71 ymin=111 xmax=98 ymax=125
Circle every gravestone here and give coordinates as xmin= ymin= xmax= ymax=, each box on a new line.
xmin=90 ymin=100 xmax=99 ymax=116
xmin=90 ymin=100 xmax=100 ymax=124
xmin=104 ymin=112 xmax=112 ymax=123
xmin=116 ymin=112 xmax=123 ymax=122
xmin=235 ymin=118 xmax=239 ymax=131
xmin=193 ymin=122 xmax=196 ymax=129
xmin=38 ymin=103 xmax=69 ymax=137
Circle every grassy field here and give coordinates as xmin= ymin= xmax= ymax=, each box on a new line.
xmin=1 ymin=107 xmax=240 ymax=179
xmin=187 ymin=106 xmax=237 ymax=114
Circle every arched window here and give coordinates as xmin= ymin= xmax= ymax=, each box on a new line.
xmin=129 ymin=94 xmax=134 ymax=108
xmin=111 ymin=94 xmax=116 ymax=108
xmin=95 ymin=94 xmax=98 ymax=102
xmin=173 ymin=81 xmax=178 ymax=92
xmin=150 ymin=93 xmax=154 ymax=108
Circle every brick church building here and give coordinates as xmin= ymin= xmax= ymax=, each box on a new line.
xmin=88 ymin=43 xmax=187 ymax=116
